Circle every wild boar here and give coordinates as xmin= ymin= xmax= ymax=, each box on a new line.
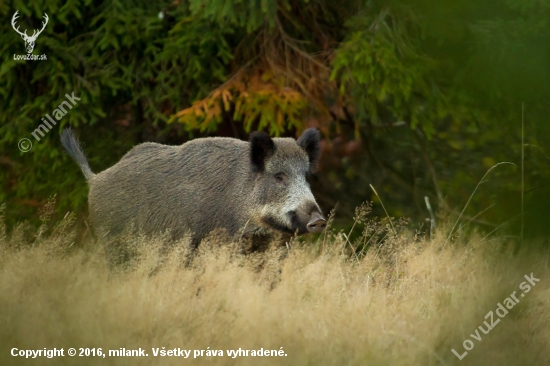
xmin=61 ymin=129 xmax=326 ymax=251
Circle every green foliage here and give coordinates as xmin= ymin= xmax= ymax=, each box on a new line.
xmin=331 ymin=10 xmax=438 ymax=134
xmin=189 ymin=0 xmax=285 ymax=32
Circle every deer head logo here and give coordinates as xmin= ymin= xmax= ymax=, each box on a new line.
xmin=11 ymin=11 xmax=49 ymax=54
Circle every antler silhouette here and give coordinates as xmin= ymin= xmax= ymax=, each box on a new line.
xmin=32 ymin=13 xmax=49 ymax=39
xmin=11 ymin=11 xmax=48 ymax=41
xmin=11 ymin=11 xmax=28 ymax=38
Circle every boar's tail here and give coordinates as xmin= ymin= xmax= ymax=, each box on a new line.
xmin=60 ymin=128 xmax=95 ymax=181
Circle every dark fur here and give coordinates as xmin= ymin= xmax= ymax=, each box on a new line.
xmin=250 ymin=131 xmax=276 ymax=172
xmin=297 ymin=128 xmax=321 ymax=172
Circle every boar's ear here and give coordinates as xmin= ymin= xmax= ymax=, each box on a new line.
xmin=297 ymin=128 xmax=321 ymax=172
xmin=250 ymin=131 xmax=276 ymax=172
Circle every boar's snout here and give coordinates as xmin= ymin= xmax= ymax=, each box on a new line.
xmin=307 ymin=211 xmax=326 ymax=233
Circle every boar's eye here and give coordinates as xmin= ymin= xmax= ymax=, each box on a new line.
xmin=274 ymin=173 xmax=286 ymax=183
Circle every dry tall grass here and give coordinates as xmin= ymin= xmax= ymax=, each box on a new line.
xmin=0 ymin=207 xmax=549 ymax=366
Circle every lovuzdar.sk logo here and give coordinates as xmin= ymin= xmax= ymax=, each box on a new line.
xmin=11 ymin=10 xmax=48 ymax=61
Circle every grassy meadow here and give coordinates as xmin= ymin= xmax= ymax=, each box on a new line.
xmin=0 ymin=205 xmax=549 ymax=366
